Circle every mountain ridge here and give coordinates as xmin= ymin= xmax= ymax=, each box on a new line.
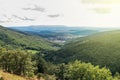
xmin=0 ymin=25 xmax=55 ymax=50
xmin=45 ymin=30 xmax=120 ymax=73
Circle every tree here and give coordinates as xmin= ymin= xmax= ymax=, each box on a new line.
xmin=0 ymin=50 xmax=36 ymax=76
xmin=55 ymin=63 xmax=66 ymax=80
xmin=34 ymin=52 xmax=48 ymax=73
xmin=65 ymin=60 xmax=114 ymax=80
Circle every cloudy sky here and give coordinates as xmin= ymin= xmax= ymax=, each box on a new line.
xmin=0 ymin=0 xmax=120 ymax=27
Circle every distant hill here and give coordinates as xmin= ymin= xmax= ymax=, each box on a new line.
xmin=0 ymin=25 xmax=55 ymax=50
xmin=9 ymin=25 xmax=103 ymax=43
xmin=46 ymin=30 xmax=120 ymax=73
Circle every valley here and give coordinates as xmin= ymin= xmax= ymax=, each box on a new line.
xmin=1 ymin=0 xmax=120 ymax=79
xmin=46 ymin=30 xmax=120 ymax=74
xmin=0 ymin=25 xmax=120 ymax=80
xmin=9 ymin=25 xmax=104 ymax=43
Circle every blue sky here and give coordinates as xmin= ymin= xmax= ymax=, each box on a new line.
xmin=0 ymin=0 xmax=120 ymax=28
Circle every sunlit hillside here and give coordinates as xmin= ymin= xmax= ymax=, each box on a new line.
xmin=0 ymin=25 xmax=56 ymax=50
xmin=46 ymin=30 xmax=120 ymax=74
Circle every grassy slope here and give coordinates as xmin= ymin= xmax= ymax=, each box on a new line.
xmin=47 ymin=30 xmax=120 ymax=73
xmin=0 ymin=25 xmax=55 ymax=50
xmin=0 ymin=70 xmax=26 ymax=80
xmin=0 ymin=70 xmax=45 ymax=80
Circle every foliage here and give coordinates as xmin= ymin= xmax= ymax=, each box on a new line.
xmin=56 ymin=60 xmax=119 ymax=80
xmin=65 ymin=60 xmax=113 ymax=80
xmin=47 ymin=30 xmax=120 ymax=74
xmin=33 ymin=52 xmax=48 ymax=73
xmin=114 ymin=72 xmax=120 ymax=79
xmin=33 ymin=52 xmax=57 ymax=74
xmin=0 ymin=77 xmax=4 ymax=80
xmin=0 ymin=25 xmax=55 ymax=50
xmin=1 ymin=25 xmax=120 ymax=80
xmin=55 ymin=63 xmax=66 ymax=80
xmin=0 ymin=49 xmax=36 ymax=76
xmin=37 ymin=73 xmax=42 ymax=79
xmin=42 ymin=74 xmax=56 ymax=80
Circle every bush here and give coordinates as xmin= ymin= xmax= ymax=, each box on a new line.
xmin=43 ymin=74 xmax=56 ymax=80
xmin=56 ymin=60 xmax=119 ymax=80
xmin=0 ymin=77 xmax=4 ymax=80
xmin=65 ymin=60 xmax=113 ymax=80
xmin=37 ymin=73 xmax=42 ymax=79
xmin=27 ymin=72 xmax=34 ymax=78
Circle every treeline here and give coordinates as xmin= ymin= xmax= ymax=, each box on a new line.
xmin=47 ymin=30 xmax=120 ymax=75
xmin=0 ymin=48 xmax=35 ymax=76
xmin=0 ymin=48 xmax=120 ymax=80
xmin=55 ymin=61 xmax=120 ymax=80
xmin=0 ymin=48 xmax=55 ymax=77
xmin=0 ymin=25 xmax=56 ymax=51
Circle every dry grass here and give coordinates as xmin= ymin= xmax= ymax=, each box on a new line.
xmin=0 ymin=70 xmax=45 ymax=80
xmin=0 ymin=70 xmax=26 ymax=80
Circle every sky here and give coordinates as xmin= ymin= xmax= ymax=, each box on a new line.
xmin=0 ymin=0 xmax=120 ymax=28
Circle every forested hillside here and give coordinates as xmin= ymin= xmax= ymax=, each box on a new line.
xmin=0 ymin=25 xmax=120 ymax=80
xmin=0 ymin=25 xmax=55 ymax=50
xmin=46 ymin=30 xmax=120 ymax=74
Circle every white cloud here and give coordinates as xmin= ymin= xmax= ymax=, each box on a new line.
xmin=0 ymin=0 xmax=120 ymax=28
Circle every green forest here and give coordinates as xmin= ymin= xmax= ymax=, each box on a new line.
xmin=0 ymin=25 xmax=120 ymax=80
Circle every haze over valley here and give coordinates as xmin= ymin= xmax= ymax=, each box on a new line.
xmin=1 ymin=0 xmax=120 ymax=80
xmin=9 ymin=25 xmax=110 ymax=43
